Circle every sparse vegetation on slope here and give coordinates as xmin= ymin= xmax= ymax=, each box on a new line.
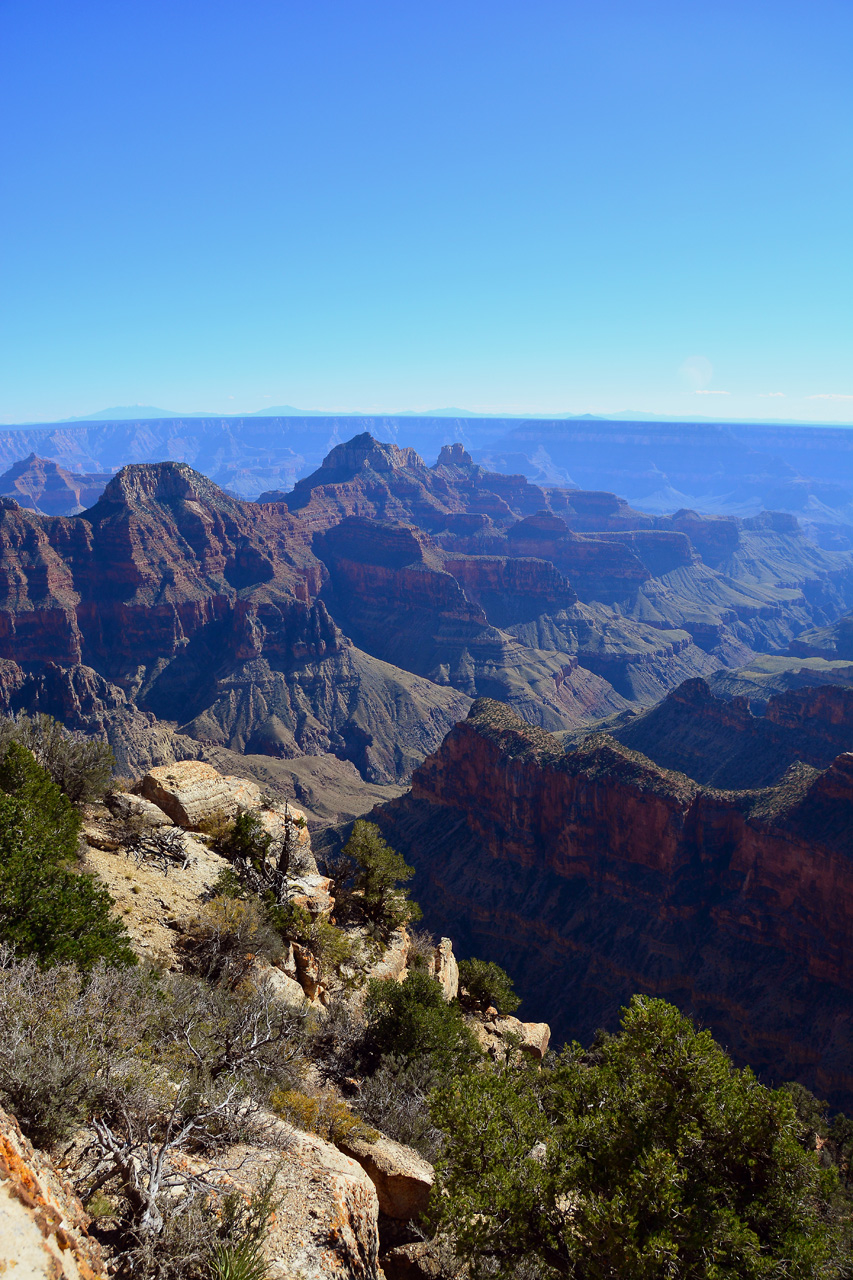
xmin=0 ymin=741 xmax=850 ymax=1280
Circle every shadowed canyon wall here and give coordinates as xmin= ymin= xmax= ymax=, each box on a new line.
xmin=368 ymin=699 xmax=853 ymax=1107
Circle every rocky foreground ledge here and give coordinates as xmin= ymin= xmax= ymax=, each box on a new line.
xmin=57 ymin=758 xmax=549 ymax=1279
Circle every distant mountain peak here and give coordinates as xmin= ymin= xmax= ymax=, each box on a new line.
xmin=97 ymin=460 xmax=238 ymax=512
xmin=66 ymin=405 xmax=181 ymax=421
xmin=312 ymin=432 xmax=428 ymax=480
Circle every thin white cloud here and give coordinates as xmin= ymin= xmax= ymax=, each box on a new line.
xmin=808 ymin=393 xmax=853 ymax=401
xmin=695 ymin=389 xmax=730 ymax=395
xmin=758 ymin=392 xmax=785 ymax=398
xmin=679 ymin=356 xmax=714 ymax=390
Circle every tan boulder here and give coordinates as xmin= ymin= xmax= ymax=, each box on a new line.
xmin=370 ymin=928 xmax=411 ymax=983
xmin=471 ymin=1014 xmax=551 ymax=1061
xmin=0 ymin=1105 xmax=106 ymax=1279
xmin=138 ymin=760 xmax=262 ymax=828
xmin=338 ymin=1133 xmax=434 ymax=1220
xmin=513 ymin=1018 xmax=551 ymax=1059
xmin=234 ymin=1123 xmax=383 ymax=1279
xmin=288 ymin=873 xmax=334 ymax=919
xmin=253 ymin=962 xmax=309 ymax=1012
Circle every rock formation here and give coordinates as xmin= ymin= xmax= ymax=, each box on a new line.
xmin=0 ymin=461 xmax=468 ymax=788
xmin=0 ymin=1106 xmax=105 ymax=1279
xmin=0 ymin=437 xmax=852 ymax=819
xmin=611 ymin=677 xmax=853 ymax=787
xmin=371 ymin=698 xmax=853 ymax=1108
xmin=0 ymin=453 xmax=110 ymax=517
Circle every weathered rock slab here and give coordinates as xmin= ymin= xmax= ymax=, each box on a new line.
xmin=0 ymin=1105 xmax=105 ymax=1279
xmin=138 ymin=760 xmax=262 ymax=827
xmin=339 ymin=1134 xmax=434 ymax=1220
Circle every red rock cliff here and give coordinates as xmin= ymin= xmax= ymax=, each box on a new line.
xmin=374 ymin=698 xmax=853 ymax=1107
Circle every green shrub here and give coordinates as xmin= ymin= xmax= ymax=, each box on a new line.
xmin=220 ymin=810 xmax=271 ymax=863
xmin=205 ymin=1168 xmax=280 ymax=1280
xmin=431 ymin=995 xmax=851 ymax=1278
xmin=355 ymin=1053 xmax=445 ymax=1161
xmin=0 ymin=743 xmax=134 ymax=970
xmin=361 ymin=969 xmax=479 ymax=1073
xmin=197 ymin=808 xmax=236 ymax=844
xmin=457 ymin=957 xmax=521 ymax=1015
xmin=207 ymin=1239 xmax=269 ymax=1280
xmin=211 ymin=866 xmax=248 ymax=900
xmin=267 ymin=898 xmax=364 ymax=985
xmin=268 ymin=898 xmax=313 ymax=942
xmin=0 ymin=711 xmax=114 ymax=802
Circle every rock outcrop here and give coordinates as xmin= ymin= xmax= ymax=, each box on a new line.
xmin=427 ymin=937 xmax=459 ymax=1001
xmin=470 ymin=1012 xmax=551 ymax=1062
xmin=214 ymin=1123 xmax=384 ymax=1280
xmin=0 ymin=1105 xmax=105 ymax=1279
xmin=338 ymin=1133 xmax=434 ymax=1220
xmin=0 ymin=454 xmax=110 ymax=517
xmin=611 ymin=677 xmax=853 ymax=787
xmin=372 ymin=698 xmax=853 ymax=1107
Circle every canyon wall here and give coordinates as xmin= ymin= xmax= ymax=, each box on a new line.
xmin=371 ymin=699 xmax=853 ymax=1107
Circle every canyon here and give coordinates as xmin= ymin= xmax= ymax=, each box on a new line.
xmin=0 ymin=428 xmax=852 ymax=1111
xmin=365 ymin=696 xmax=853 ymax=1108
xmin=0 ymin=434 xmax=851 ymax=812
xmin=2 ymin=415 xmax=853 ymax=547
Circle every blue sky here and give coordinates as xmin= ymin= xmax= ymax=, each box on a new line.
xmin=1 ymin=0 xmax=850 ymax=424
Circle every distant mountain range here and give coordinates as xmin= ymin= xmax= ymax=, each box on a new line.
xmin=19 ymin=405 xmax=853 ymax=427
xmin=0 ymin=415 xmax=851 ymax=546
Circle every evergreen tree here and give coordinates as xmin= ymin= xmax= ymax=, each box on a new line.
xmin=432 ymin=995 xmax=848 ymax=1278
xmin=0 ymin=743 xmax=134 ymax=969
xmin=339 ymin=819 xmax=422 ymax=937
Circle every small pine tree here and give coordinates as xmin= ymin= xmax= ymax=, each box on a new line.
xmin=341 ymin=820 xmax=422 ymax=938
xmin=457 ymin=957 xmax=521 ymax=1015
xmin=0 ymin=743 xmax=134 ymax=969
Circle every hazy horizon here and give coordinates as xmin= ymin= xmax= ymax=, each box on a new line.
xmin=3 ymin=404 xmax=853 ymax=431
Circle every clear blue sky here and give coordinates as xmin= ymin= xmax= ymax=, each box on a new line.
xmin=1 ymin=0 xmax=850 ymax=424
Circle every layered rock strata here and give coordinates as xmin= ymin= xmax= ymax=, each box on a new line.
xmin=0 ymin=462 xmax=467 ymax=784
xmin=372 ymin=698 xmax=853 ymax=1107
xmin=612 ymin=677 xmax=853 ymax=787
